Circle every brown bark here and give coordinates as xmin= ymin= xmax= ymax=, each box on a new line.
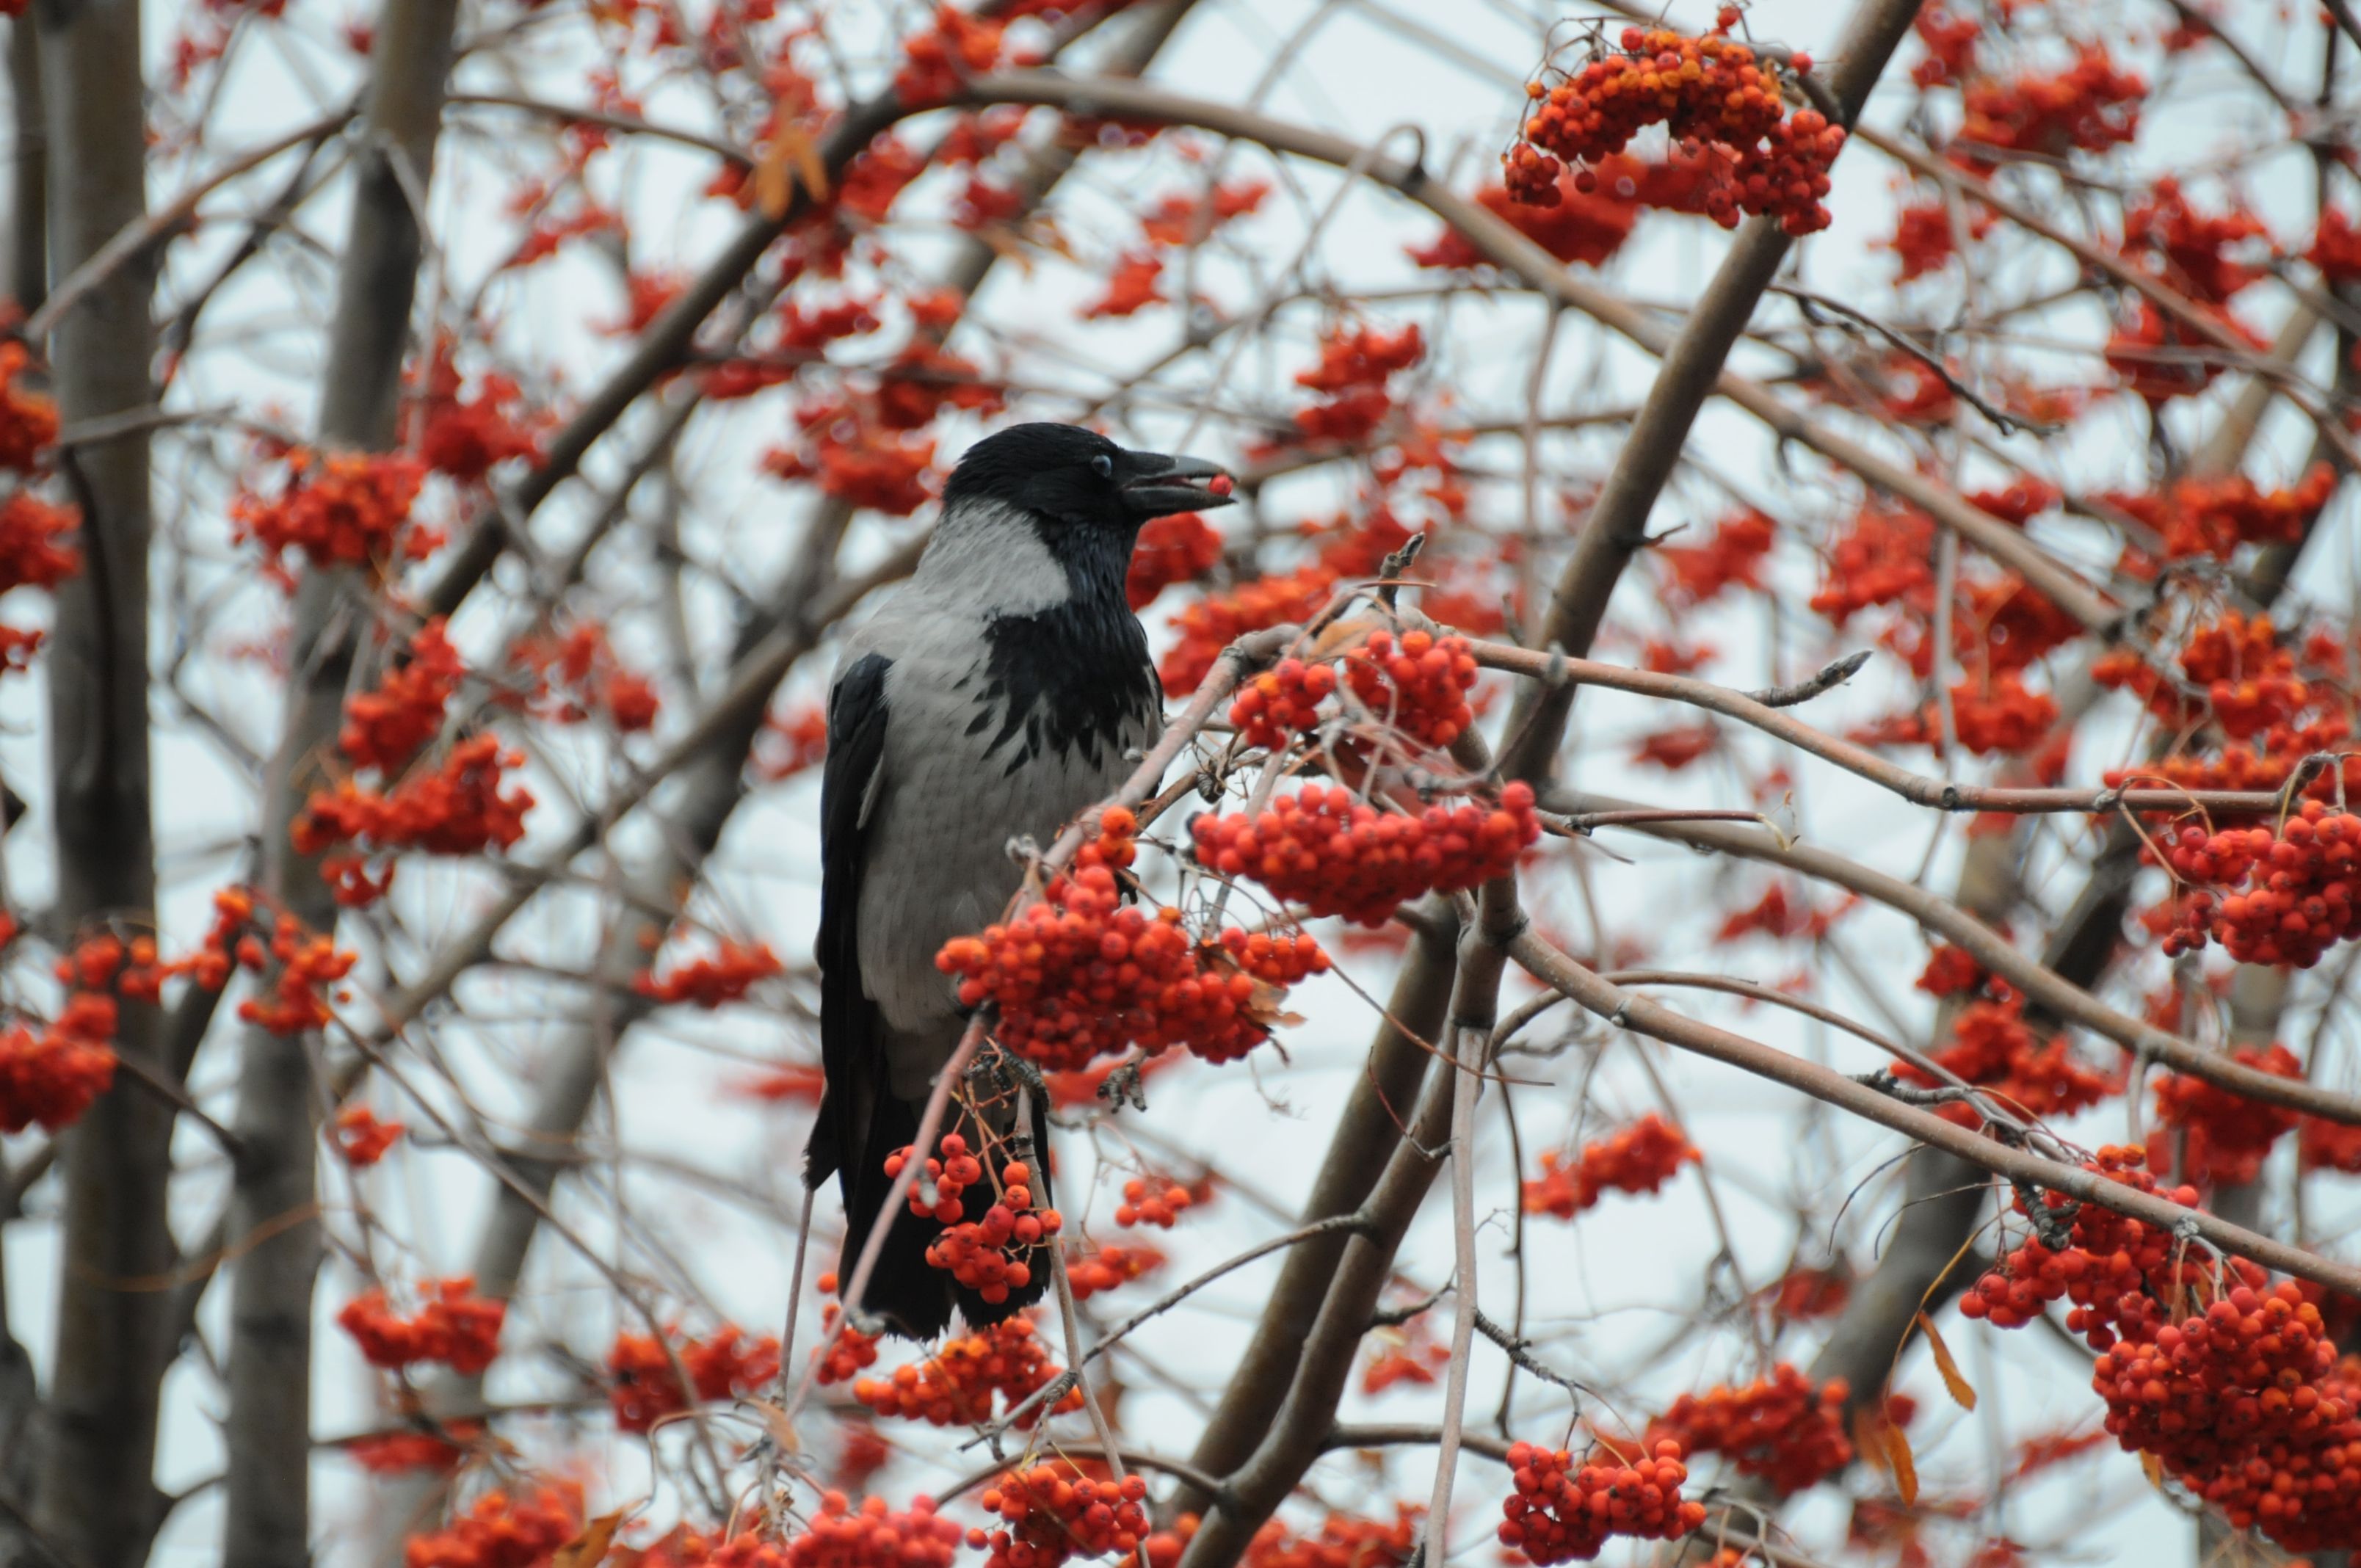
xmin=224 ymin=4 xmax=461 ymax=1564
xmin=29 ymin=1 xmax=167 ymax=1561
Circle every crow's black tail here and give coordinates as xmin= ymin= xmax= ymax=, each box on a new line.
xmin=819 ymin=1089 xmax=1055 ymax=1340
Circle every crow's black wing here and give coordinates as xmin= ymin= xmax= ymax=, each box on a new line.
xmin=805 ymin=651 xmax=891 ymax=1192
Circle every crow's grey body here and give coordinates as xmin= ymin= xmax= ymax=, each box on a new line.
xmin=808 ymin=424 xmax=1230 ymax=1339
xmin=845 ymin=499 xmax=1161 ymax=1097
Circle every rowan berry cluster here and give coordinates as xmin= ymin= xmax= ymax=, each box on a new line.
xmin=1646 ymin=1365 xmax=1852 ymax=1495
xmin=1228 ymin=658 xmax=1338 ymax=751
xmin=1411 ymin=167 xmax=1640 ymax=270
xmin=1509 ymin=23 xmax=1841 ymax=235
xmin=810 ymin=1279 xmax=884 ymax=1387
xmin=340 ymin=618 xmax=464 ymax=774
xmin=402 ymin=1485 xmax=581 ymax=1568
xmin=636 ymin=940 xmax=786 ymax=1007
xmin=2107 ymin=464 xmax=2333 ymax=562
xmin=1241 ymin=1506 xmax=1419 ymax=1568
xmin=765 ymin=413 xmax=937 ymax=518
xmin=1764 ymin=1265 xmax=1851 ymax=1323
xmin=2122 ymin=176 xmax=2270 ymax=306
xmin=1810 ymin=504 xmax=1934 ymax=625
xmin=2155 ymin=804 xmax=2361 ymax=968
xmin=775 ymin=1492 xmax=963 ymax=1568
xmin=911 ymin=1150 xmax=1064 ymax=1307
xmin=1082 ymin=253 xmax=1165 ymax=320
xmin=1115 ymin=1176 xmax=1194 ymax=1228
xmin=937 ymin=808 xmax=1328 ymax=1071
xmin=971 ymin=1464 xmax=1149 ymax=1568
xmin=1065 ymin=1242 xmax=1165 ymax=1302
xmin=0 ymin=490 xmax=79 ymax=594
xmin=1498 ymin=1438 xmax=1707 ymax=1564
xmin=412 ymin=340 xmax=543 ymax=484
xmin=1967 ymin=1149 xmax=2361 ymax=1550
xmin=1896 ymin=993 xmax=2117 ymax=1123
xmin=0 ymin=1006 xmax=115 ymax=1134
xmin=1191 ymin=782 xmax=1541 ymax=928
xmin=893 ymin=4 xmax=1007 ymax=108
xmin=295 ymin=733 xmax=535 ymax=905
xmin=1954 ymin=46 xmax=2146 ymax=169
xmin=1125 ymin=511 xmax=1223 ymax=611
xmin=607 ymin=1324 xmax=782 ymax=1433
xmin=236 ymin=911 xmax=360 ymax=1034
xmin=1161 ymin=565 xmax=1338 ymax=694
xmin=2095 ymin=610 xmax=2307 ymax=740
xmin=1343 ymin=629 xmax=1479 ymax=750
xmin=1522 ymin=1113 xmax=1700 ymax=1219
xmin=231 ymin=449 xmax=437 ymax=572
xmin=338 ymin=1277 xmax=505 ymax=1375
xmin=1658 ymin=509 xmax=1774 ymax=606
xmin=2150 ymin=1043 xmax=2302 ymax=1186
xmin=344 ymin=1425 xmax=476 ymax=1475
xmin=0 ymin=343 xmax=58 ymax=474
xmin=849 ymin=1317 xmax=1081 ymax=1428
xmin=2312 ymin=208 xmax=2361 ymax=284
xmin=333 ymin=1105 xmax=405 ymax=1166
xmin=509 ymin=620 xmax=661 ymax=733
xmin=1291 ymin=322 xmax=1424 ymax=446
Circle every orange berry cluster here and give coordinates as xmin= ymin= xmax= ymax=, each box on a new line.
xmin=333 ymin=1105 xmax=405 ymax=1166
xmin=1343 ymin=630 xmax=1479 ymax=751
xmin=1498 ymin=1438 xmax=1707 ymax=1564
xmin=1116 ymin=1176 xmax=1194 ymax=1228
xmin=2158 ymin=804 xmax=2361 ymax=968
xmin=412 ymin=339 xmax=543 ymax=486
xmin=231 ymin=449 xmax=438 ymax=572
xmin=2150 ymin=1042 xmax=2302 ymax=1186
xmin=0 ymin=342 xmax=58 ymax=475
xmin=2105 ymin=463 xmax=2333 ymax=562
xmin=1065 ymin=1242 xmax=1166 ymax=1302
xmin=1955 ymin=46 xmax=2146 ymax=170
xmin=236 ymin=909 xmax=360 ymax=1034
xmin=893 ymin=4 xmax=1007 ymax=108
xmin=1645 ymin=1365 xmax=1853 ymax=1495
xmin=970 ymin=1463 xmax=1149 ymax=1568
xmin=0 ymin=1008 xmax=115 ymax=1134
xmin=509 ymin=620 xmax=661 ymax=734
xmin=296 ymin=733 xmax=535 ymax=907
xmin=1961 ymin=1146 xmax=2361 ymax=1550
xmin=2313 ymin=208 xmax=2361 ymax=285
xmin=344 ymin=1424 xmax=476 ymax=1475
xmin=1521 ymin=1112 xmax=1700 ymax=1219
xmin=937 ymin=808 xmax=1329 ymax=1072
xmin=0 ymin=489 xmax=79 ymax=595
xmin=1510 ymin=25 xmax=1842 ymax=235
xmin=1896 ymin=993 xmax=2118 ymax=1124
xmin=1228 ymin=657 xmax=1339 ymax=751
xmin=337 ymin=1277 xmax=505 ymax=1376
xmin=915 ymin=1153 xmax=1065 ymax=1307
xmin=635 ymin=939 xmax=786 ymax=1007
xmin=1125 ymin=510 xmax=1223 ymax=611
xmin=403 ymin=1484 xmax=581 ymax=1568
xmin=1291 ymin=322 xmax=1424 ymax=446
xmin=1160 ymin=565 xmax=1338 ymax=694
xmin=849 ymin=1317 xmax=1081 ymax=1429
xmin=886 ymin=1131 xmax=990 ymax=1224
xmin=1241 ymin=1506 xmax=1420 ymax=1568
xmin=2095 ymin=610 xmax=2308 ymax=741
xmin=810 ymin=1277 xmax=884 ymax=1387
xmin=778 ymin=1492 xmax=962 ymax=1568
xmin=1191 ymin=781 xmax=1542 ymax=928
xmin=607 ymin=1323 xmax=782 ymax=1434
xmin=341 ymin=618 xmax=464 ymax=774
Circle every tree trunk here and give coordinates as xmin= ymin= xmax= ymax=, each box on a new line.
xmin=29 ymin=1 xmax=167 ymax=1562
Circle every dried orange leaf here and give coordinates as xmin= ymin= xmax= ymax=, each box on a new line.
xmin=1917 ymin=1310 xmax=1979 ymax=1411
xmin=554 ymin=1511 xmax=624 ymax=1568
xmin=1884 ymin=1421 xmax=1920 ymax=1506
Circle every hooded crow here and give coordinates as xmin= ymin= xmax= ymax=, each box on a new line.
xmin=807 ymin=422 xmax=1235 ymax=1338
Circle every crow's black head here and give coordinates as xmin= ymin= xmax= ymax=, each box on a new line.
xmin=943 ymin=423 xmax=1235 ymax=531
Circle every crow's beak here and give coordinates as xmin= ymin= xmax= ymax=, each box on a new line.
xmin=1118 ymin=449 xmax=1236 ymax=518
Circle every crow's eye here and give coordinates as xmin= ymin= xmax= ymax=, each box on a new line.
xmin=1091 ymin=453 xmax=1114 ymax=479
